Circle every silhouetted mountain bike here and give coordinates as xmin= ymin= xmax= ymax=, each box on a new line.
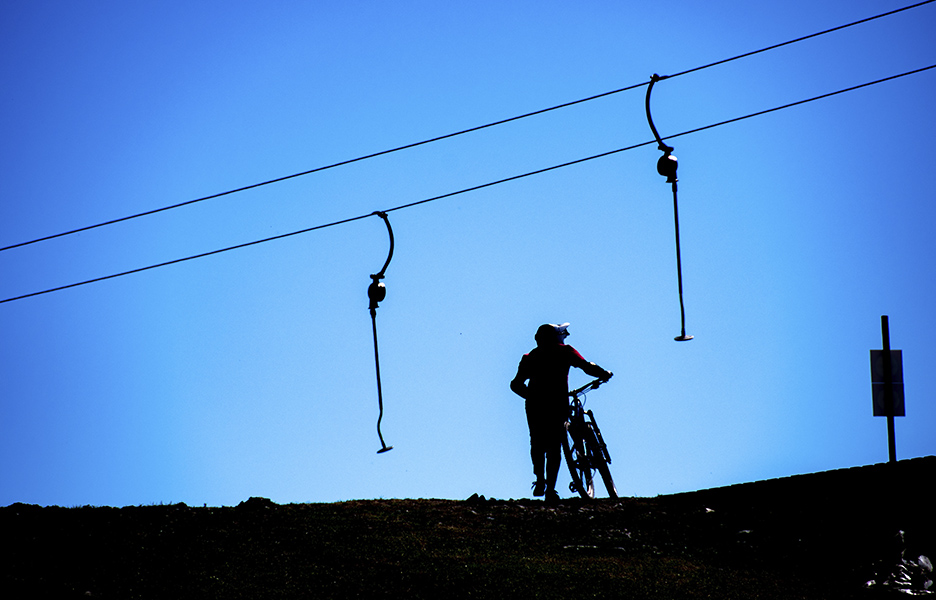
xmin=562 ymin=377 xmax=618 ymax=499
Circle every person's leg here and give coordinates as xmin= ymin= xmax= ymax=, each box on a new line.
xmin=526 ymin=403 xmax=547 ymax=495
xmin=544 ymin=430 xmax=561 ymax=491
xmin=544 ymin=416 xmax=565 ymax=495
xmin=530 ymin=442 xmax=545 ymax=482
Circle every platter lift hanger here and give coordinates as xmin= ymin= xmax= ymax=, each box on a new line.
xmin=367 ymin=211 xmax=395 ymax=453
xmin=646 ymin=73 xmax=693 ymax=342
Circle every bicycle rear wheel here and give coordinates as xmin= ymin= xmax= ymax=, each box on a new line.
xmin=562 ymin=425 xmax=594 ymax=499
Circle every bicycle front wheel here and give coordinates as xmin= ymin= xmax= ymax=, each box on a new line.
xmin=562 ymin=424 xmax=594 ymax=499
xmin=584 ymin=424 xmax=617 ymax=498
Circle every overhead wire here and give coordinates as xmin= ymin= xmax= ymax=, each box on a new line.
xmin=2 ymin=63 xmax=933 ymax=305
xmin=666 ymin=0 xmax=935 ymax=80
xmin=1 ymin=0 xmax=933 ymax=253
xmin=0 ymin=84 xmax=644 ymax=253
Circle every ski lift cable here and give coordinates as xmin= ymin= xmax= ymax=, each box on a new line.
xmin=2 ymin=0 xmax=932 ymax=253
xmin=1 ymin=63 xmax=933 ymax=306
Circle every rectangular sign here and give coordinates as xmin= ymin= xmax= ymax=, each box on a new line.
xmin=870 ymin=349 xmax=905 ymax=417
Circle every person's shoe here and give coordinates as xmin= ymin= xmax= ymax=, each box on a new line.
xmin=532 ymin=480 xmax=546 ymax=497
xmin=545 ymin=489 xmax=560 ymax=505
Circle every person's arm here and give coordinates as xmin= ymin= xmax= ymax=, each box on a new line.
xmin=510 ymin=356 xmax=530 ymax=399
xmin=568 ymin=346 xmax=612 ymax=381
xmin=583 ymin=362 xmax=612 ymax=381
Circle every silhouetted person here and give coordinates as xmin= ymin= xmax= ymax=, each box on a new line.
xmin=510 ymin=323 xmax=612 ymax=504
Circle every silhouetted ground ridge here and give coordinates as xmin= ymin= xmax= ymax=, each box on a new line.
xmin=3 ymin=456 xmax=933 ymax=599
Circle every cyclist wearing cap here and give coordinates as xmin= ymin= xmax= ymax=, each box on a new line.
xmin=510 ymin=323 xmax=612 ymax=503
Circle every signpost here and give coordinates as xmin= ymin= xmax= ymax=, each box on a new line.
xmin=870 ymin=315 xmax=904 ymax=463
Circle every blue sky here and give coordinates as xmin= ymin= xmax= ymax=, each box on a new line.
xmin=2 ymin=1 xmax=934 ymax=507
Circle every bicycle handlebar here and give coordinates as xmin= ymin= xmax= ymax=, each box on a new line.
xmin=569 ymin=373 xmax=613 ymax=398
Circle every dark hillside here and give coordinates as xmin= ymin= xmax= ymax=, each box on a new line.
xmin=3 ymin=457 xmax=933 ymax=599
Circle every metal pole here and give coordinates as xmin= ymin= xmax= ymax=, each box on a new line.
xmin=672 ymin=180 xmax=691 ymax=341
xmin=881 ymin=315 xmax=897 ymax=463
xmin=371 ymin=306 xmax=392 ymax=454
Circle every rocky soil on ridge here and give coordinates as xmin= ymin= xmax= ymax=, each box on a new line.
xmin=2 ymin=457 xmax=933 ymax=599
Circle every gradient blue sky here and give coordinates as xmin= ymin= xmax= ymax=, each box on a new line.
xmin=2 ymin=1 xmax=934 ymax=508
